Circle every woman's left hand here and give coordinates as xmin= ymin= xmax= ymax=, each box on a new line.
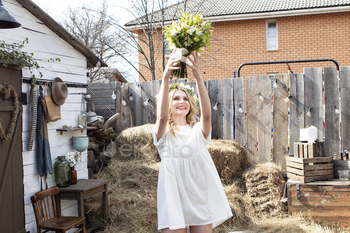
xmin=186 ymin=51 xmax=202 ymax=80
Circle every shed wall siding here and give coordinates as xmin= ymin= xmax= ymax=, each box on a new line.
xmin=1 ymin=1 xmax=89 ymax=232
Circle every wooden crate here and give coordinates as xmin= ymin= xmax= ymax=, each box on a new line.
xmin=286 ymin=156 xmax=333 ymax=183
xmin=334 ymin=160 xmax=350 ymax=178
xmin=288 ymin=181 xmax=350 ymax=227
xmin=293 ymin=141 xmax=324 ymax=158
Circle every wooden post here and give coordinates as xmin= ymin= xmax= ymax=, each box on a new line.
xmin=115 ymin=81 xmax=122 ymax=133
xmin=146 ymin=81 xmax=155 ymax=123
xmin=272 ymin=74 xmax=289 ymax=170
xmin=141 ymin=82 xmax=149 ymax=125
xmin=304 ymin=68 xmax=323 ymax=141
xmin=324 ymin=67 xmax=340 ymax=157
xmin=233 ymin=77 xmax=246 ymax=146
xmin=222 ymin=79 xmax=234 ymax=140
xmin=340 ymin=66 xmax=350 ymax=152
xmin=120 ymin=83 xmax=132 ymax=131
xmin=207 ymin=80 xmax=223 ymax=139
xmin=257 ymin=75 xmax=272 ymax=163
xmin=246 ymin=76 xmax=258 ymax=164
xmin=289 ymin=73 xmax=304 ymax=155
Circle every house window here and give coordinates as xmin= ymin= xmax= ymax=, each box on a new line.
xmin=266 ymin=20 xmax=278 ymax=51
xmin=164 ymin=42 xmax=172 ymax=58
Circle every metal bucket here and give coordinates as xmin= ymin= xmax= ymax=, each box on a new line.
xmin=73 ymin=136 xmax=89 ymax=152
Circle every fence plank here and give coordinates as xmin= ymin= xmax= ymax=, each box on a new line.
xmin=222 ymin=79 xmax=234 ymax=140
xmin=152 ymin=80 xmax=161 ymax=124
xmin=233 ymin=78 xmax=246 ymax=145
xmin=147 ymin=81 xmax=156 ymax=124
xmin=257 ymin=75 xmax=272 ymax=163
xmin=115 ymin=82 xmax=122 ymax=133
xmin=134 ymin=83 xmax=142 ymax=126
xmin=340 ymin=66 xmax=350 ymax=152
xmin=208 ymin=80 xmax=223 ymax=139
xmin=304 ymin=67 xmax=323 ymax=141
xmin=324 ymin=67 xmax=340 ymax=157
xmin=246 ymin=76 xmax=258 ymax=164
xmin=272 ymin=74 xmax=289 ymax=171
xmin=141 ymin=82 xmax=149 ymax=125
xmin=120 ymin=83 xmax=132 ymax=131
xmin=289 ymin=73 xmax=304 ymax=155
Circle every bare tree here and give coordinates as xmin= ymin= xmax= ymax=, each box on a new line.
xmin=62 ymin=0 xmax=128 ymax=82
xmin=116 ymin=0 xmax=188 ymax=81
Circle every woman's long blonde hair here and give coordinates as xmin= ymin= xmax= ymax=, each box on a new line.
xmin=168 ymin=86 xmax=198 ymax=136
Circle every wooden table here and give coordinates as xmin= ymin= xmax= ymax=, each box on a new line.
xmin=57 ymin=179 xmax=110 ymax=229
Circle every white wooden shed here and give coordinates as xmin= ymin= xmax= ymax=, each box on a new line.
xmin=0 ymin=0 xmax=107 ymax=232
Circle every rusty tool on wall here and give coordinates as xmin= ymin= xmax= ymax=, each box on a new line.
xmin=27 ymin=78 xmax=37 ymax=151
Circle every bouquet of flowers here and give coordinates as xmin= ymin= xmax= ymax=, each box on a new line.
xmin=65 ymin=152 xmax=80 ymax=167
xmin=163 ymin=11 xmax=213 ymax=78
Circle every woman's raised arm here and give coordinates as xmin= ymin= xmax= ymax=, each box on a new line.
xmin=187 ymin=51 xmax=211 ymax=138
xmin=154 ymin=50 xmax=181 ymax=141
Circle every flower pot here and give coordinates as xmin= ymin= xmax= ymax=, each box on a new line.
xmin=54 ymin=156 xmax=71 ymax=187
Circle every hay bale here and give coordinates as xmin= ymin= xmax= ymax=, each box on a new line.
xmin=114 ymin=124 xmax=160 ymax=162
xmin=87 ymin=159 xmax=160 ymax=233
xmin=243 ymin=162 xmax=286 ymax=218
xmin=207 ymin=140 xmax=249 ymax=185
xmin=222 ymin=181 xmax=252 ymax=230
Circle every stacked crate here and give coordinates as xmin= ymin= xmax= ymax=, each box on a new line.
xmin=286 ymin=142 xmax=334 ymax=183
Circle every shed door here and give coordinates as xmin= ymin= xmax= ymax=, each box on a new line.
xmin=0 ymin=67 xmax=25 ymax=233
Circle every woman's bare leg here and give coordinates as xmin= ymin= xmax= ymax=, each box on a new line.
xmin=162 ymin=227 xmax=187 ymax=233
xmin=189 ymin=224 xmax=212 ymax=233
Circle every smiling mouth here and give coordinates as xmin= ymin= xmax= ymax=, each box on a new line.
xmin=177 ymin=106 xmax=187 ymax=110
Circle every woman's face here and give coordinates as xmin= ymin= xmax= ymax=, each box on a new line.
xmin=170 ymin=90 xmax=191 ymax=117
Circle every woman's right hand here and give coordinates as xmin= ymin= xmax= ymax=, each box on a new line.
xmin=163 ymin=49 xmax=181 ymax=79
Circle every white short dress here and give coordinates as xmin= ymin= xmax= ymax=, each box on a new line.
xmin=152 ymin=122 xmax=233 ymax=232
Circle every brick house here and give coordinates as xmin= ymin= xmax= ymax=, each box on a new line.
xmin=125 ymin=0 xmax=350 ymax=81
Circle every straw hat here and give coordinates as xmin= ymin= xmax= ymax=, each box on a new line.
xmin=51 ymin=77 xmax=68 ymax=105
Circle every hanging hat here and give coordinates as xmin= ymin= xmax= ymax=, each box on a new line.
xmin=51 ymin=77 xmax=68 ymax=105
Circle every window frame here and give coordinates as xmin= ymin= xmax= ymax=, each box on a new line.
xmin=266 ymin=19 xmax=278 ymax=51
xmin=164 ymin=41 xmax=172 ymax=58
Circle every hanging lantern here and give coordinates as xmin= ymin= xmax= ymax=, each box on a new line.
xmin=0 ymin=0 xmax=21 ymax=29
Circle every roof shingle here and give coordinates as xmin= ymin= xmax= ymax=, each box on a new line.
xmin=125 ymin=0 xmax=350 ymax=27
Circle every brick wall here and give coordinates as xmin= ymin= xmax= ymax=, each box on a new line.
xmin=137 ymin=11 xmax=350 ymax=82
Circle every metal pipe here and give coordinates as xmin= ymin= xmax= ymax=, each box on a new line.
xmin=237 ymin=59 xmax=339 ymax=77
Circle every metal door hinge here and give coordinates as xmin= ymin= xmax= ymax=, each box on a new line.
xmin=4 ymin=92 xmax=27 ymax=105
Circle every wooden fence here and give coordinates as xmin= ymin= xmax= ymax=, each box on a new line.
xmin=88 ymin=67 xmax=350 ymax=170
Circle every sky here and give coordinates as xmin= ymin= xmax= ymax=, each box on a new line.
xmin=31 ymin=0 xmax=139 ymax=82
xmin=31 ymin=0 xmax=181 ymax=82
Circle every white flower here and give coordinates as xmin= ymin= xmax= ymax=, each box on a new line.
xmin=170 ymin=29 xmax=177 ymax=36
xmin=188 ymin=26 xmax=196 ymax=35
xmin=197 ymin=29 xmax=202 ymax=36
xmin=191 ymin=87 xmax=194 ymax=92
xmin=169 ymin=42 xmax=176 ymax=50
xmin=184 ymin=84 xmax=191 ymax=90
xmin=180 ymin=22 xmax=186 ymax=27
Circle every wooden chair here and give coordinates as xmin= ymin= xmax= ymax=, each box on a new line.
xmin=31 ymin=187 xmax=86 ymax=233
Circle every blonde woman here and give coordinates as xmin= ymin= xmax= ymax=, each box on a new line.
xmin=152 ymin=49 xmax=233 ymax=233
